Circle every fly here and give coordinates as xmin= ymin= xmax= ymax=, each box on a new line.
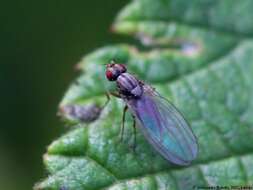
xmin=105 ymin=62 xmax=198 ymax=166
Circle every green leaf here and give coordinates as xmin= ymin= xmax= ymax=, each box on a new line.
xmin=35 ymin=0 xmax=253 ymax=189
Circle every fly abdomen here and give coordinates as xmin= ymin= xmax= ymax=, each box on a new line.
xmin=117 ymin=73 xmax=143 ymax=98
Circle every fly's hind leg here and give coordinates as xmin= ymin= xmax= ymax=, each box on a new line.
xmin=120 ymin=105 xmax=128 ymax=142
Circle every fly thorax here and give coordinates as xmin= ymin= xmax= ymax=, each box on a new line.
xmin=117 ymin=73 xmax=143 ymax=98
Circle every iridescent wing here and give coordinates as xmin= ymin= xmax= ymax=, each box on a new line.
xmin=127 ymin=86 xmax=198 ymax=165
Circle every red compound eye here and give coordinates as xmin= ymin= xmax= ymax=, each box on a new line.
xmin=106 ymin=70 xmax=114 ymax=81
xmin=105 ymin=63 xmax=126 ymax=81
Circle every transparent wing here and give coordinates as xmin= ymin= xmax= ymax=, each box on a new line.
xmin=127 ymin=86 xmax=198 ymax=165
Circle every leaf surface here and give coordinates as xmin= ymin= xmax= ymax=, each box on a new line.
xmin=35 ymin=0 xmax=253 ymax=189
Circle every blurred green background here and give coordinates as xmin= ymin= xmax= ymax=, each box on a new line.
xmin=0 ymin=1 xmax=129 ymax=189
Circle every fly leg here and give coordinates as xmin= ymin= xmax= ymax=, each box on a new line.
xmin=110 ymin=91 xmax=121 ymax=98
xmin=102 ymin=92 xmax=111 ymax=109
xmin=131 ymin=115 xmax=137 ymax=152
xmin=120 ymin=105 xmax=128 ymax=142
xmin=103 ymin=92 xmax=127 ymax=142
xmin=103 ymin=91 xmax=121 ymax=108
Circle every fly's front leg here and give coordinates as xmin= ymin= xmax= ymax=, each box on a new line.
xmin=103 ymin=91 xmax=121 ymax=108
xmin=110 ymin=91 xmax=121 ymax=98
xmin=120 ymin=105 xmax=128 ymax=142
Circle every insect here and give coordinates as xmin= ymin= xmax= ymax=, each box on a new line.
xmin=105 ymin=62 xmax=198 ymax=166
